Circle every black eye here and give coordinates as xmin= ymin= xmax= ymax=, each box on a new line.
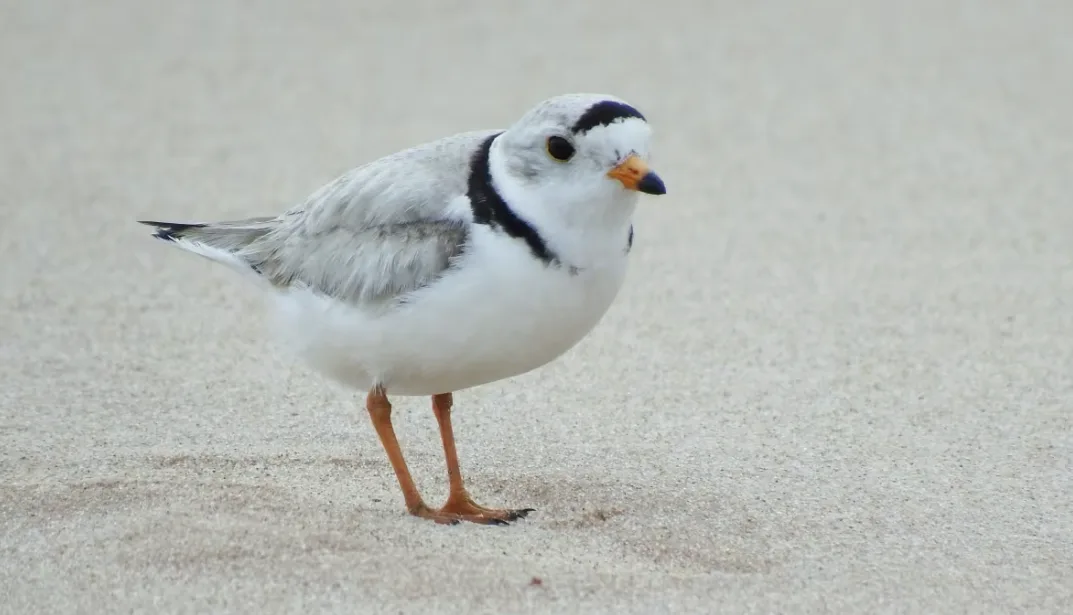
xmin=546 ymin=136 xmax=575 ymax=161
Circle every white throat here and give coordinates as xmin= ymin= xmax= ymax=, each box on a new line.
xmin=486 ymin=136 xmax=637 ymax=271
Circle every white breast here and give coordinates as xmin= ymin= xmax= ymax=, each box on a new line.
xmin=269 ymin=224 xmax=629 ymax=396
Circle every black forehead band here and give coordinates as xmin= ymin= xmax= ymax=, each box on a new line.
xmin=570 ymin=101 xmax=646 ymax=135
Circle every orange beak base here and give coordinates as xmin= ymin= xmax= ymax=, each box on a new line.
xmin=607 ymin=154 xmax=666 ymax=195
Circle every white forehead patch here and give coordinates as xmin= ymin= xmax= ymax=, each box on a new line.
xmin=577 ymin=117 xmax=653 ymax=161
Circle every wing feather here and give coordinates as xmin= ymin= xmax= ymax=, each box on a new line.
xmin=237 ymin=129 xmax=501 ymax=305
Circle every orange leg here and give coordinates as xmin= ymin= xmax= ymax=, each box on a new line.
xmin=430 ymin=392 xmax=534 ymax=525
xmin=366 ymin=387 xmax=533 ymax=525
xmin=366 ymin=387 xmax=458 ymax=525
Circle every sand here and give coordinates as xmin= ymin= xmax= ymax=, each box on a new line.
xmin=2 ymin=1 xmax=1071 ymax=613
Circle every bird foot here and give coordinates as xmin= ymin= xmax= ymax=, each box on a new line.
xmin=410 ymin=493 xmax=535 ymax=526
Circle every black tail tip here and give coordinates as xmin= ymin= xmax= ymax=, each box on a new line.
xmin=137 ymin=220 xmax=205 ymax=241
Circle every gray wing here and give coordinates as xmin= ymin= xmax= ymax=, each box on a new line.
xmin=236 ymin=128 xmax=501 ymax=305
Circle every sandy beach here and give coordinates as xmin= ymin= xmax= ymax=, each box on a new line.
xmin=2 ymin=1 xmax=1071 ymax=612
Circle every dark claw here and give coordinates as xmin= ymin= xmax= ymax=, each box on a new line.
xmin=488 ymin=518 xmax=510 ymax=526
xmin=509 ymin=508 xmax=536 ymax=520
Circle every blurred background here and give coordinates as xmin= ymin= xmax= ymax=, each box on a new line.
xmin=1 ymin=1 xmax=1071 ymax=612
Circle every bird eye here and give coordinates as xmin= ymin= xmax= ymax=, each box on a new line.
xmin=545 ymin=136 xmax=575 ymax=162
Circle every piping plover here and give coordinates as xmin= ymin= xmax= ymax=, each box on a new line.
xmin=139 ymin=93 xmax=667 ymax=525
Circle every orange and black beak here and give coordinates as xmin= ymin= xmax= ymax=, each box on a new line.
xmin=607 ymin=154 xmax=666 ymax=195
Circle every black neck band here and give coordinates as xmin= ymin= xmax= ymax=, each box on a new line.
xmin=467 ymin=134 xmax=559 ymax=267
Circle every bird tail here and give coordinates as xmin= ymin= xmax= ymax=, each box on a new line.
xmin=137 ymin=217 xmax=277 ymax=279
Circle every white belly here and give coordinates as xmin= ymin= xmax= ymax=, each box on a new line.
xmin=269 ymin=227 xmax=629 ymax=396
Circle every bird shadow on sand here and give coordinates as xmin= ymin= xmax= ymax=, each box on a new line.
xmin=466 ymin=473 xmax=781 ymax=574
xmin=2 ymin=453 xmax=780 ymax=576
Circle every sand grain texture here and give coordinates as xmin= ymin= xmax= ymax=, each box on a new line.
xmin=2 ymin=1 xmax=1072 ymax=613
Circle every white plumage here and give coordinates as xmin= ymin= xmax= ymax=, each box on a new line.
xmin=139 ymin=92 xmax=667 ymax=524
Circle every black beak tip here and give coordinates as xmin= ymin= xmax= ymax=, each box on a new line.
xmin=637 ymin=171 xmax=667 ymax=195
